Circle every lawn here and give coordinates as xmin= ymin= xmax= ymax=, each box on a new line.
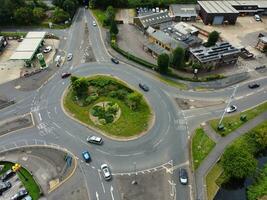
xmin=210 ymin=101 xmax=267 ymax=136
xmin=64 ymin=76 xmax=152 ymax=138
xmin=156 ymin=75 xmax=188 ymax=90
xmin=192 ymin=128 xmax=216 ymax=170
xmin=0 ymin=161 xmax=41 ymax=200
xmin=91 ymin=9 xmax=106 ymax=26
xmin=206 ymin=163 xmax=223 ymax=200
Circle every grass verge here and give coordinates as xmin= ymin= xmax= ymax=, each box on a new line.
xmin=156 ymin=75 xmax=188 ymax=90
xmin=0 ymin=161 xmax=41 ymax=200
xmin=206 ymin=163 xmax=223 ymax=200
xmin=192 ymin=128 xmax=216 ymax=170
xmin=0 ymin=32 xmax=27 ymax=38
xmin=91 ymin=9 xmax=106 ymax=26
xmin=210 ymin=101 xmax=267 ymax=136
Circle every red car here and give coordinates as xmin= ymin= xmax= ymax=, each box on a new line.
xmin=61 ymin=72 xmax=71 ymax=79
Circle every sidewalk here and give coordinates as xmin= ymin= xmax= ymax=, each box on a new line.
xmin=195 ymin=111 xmax=267 ymax=200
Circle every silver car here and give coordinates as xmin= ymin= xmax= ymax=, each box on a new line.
xmin=87 ymin=136 xmax=103 ymax=145
xmin=226 ymin=105 xmax=237 ymax=113
xmin=67 ymin=53 xmax=73 ymax=61
xmin=101 ymin=164 xmax=112 ymax=181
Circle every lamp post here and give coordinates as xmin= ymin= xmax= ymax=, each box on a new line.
xmin=131 ymin=162 xmax=137 ymax=185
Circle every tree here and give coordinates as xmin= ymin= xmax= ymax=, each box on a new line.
xmin=252 ymin=126 xmax=267 ymax=148
xmin=14 ymin=7 xmax=33 ymax=25
xmin=206 ymin=31 xmax=220 ymax=47
xmin=221 ymin=145 xmax=257 ymax=179
xmin=127 ymin=92 xmax=142 ymax=110
xmin=72 ymin=78 xmax=89 ymax=98
xmin=70 ymin=76 xmax=79 ymax=84
xmin=110 ymin=21 xmax=119 ymax=35
xmin=33 ymin=7 xmax=45 ymax=23
xmin=171 ymin=47 xmax=185 ymax=69
xmin=52 ymin=7 xmax=70 ymax=23
xmin=63 ymin=0 xmax=78 ymax=17
xmin=105 ymin=5 xmax=115 ymax=26
xmin=157 ymin=53 xmax=169 ymax=74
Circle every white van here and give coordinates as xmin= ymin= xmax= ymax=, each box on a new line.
xmin=54 ymin=55 xmax=61 ymax=67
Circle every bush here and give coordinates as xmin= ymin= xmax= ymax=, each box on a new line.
xmin=52 ymin=7 xmax=70 ymax=24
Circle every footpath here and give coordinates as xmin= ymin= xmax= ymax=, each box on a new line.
xmin=195 ymin=111 xmax=267 ymax=200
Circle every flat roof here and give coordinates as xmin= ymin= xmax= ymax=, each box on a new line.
xmin=10 ymin=51 xmax=35 ymax=60
xmin=26 ymin=31 xmax=46 ymax=38
xmin=198 ymin=1 xmax=239 ymax=13
xmin=16 ymin=38 xmax=43 ymax=52
xmin=169 ymin=4 xmax=198 ymax=17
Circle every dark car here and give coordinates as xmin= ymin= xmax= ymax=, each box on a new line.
xmin=0 ymin=181 xmax=11 ymax=195
xmin=248 ymin=83 xmax=260 ymax=89
xmin=179 ymin=168 xmax=188 ymax=185
xmin=0 ymin=170 xmax=15 ymax=182
xmin=61 ymin=72 xmax=71 ymax=79
xmin=111 ymin=57 xmax=119 ymax=64
xmin=82 ymin=151 xmax=91 ymax=162
xmin=11 ymin=188 xmax=28 ymax=200
xmin=139 ymin=83 xmax=149 ymax=92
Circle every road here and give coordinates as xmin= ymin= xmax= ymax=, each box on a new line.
xmin=0 ymin=7 xmax=267 ymax=200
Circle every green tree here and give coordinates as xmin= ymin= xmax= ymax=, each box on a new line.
xmin=52 ymin=7 xmax=70 ymax=23
xmin=72 ymin=78 xmax=89 ymax=98
xmin=157 ymin=53 xmax=169 ymax=74
xmin=206 ymin=31 xmax=220 ymax=47
xmin=221 ymin=145 xmax=257 ymax=179
xmin=252 ymin=126 xmax=267 ymax=148
xmin=70 ymin=76 xmax=79 ymax=85
xmin=89 ymin=0 xmax=97 ymax=8
xmin=110 ymin=21 xmax=119 ymax=35
xmin=63 ymin=0 xmax=78 ymax=17
xmin=127 ymin=92 xmax=142 ymax=110
xmin=33 ymin=7 xmax=45 ymax=23
xmin=105 ymin=5 xmax=115 ymax=26
xmin=171 ymin=47 xmax=185 ymax=69
xmin=14 ymin=7 xmax=33 ymax=25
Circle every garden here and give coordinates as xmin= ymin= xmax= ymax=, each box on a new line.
xmin=64 ymin=75 xmax=152 ymax=138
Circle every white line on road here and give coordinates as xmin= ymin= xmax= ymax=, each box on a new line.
xmin=110 ymin=186 xmax=114 ymax=200
xmin=52 ymin=122 xmax=61 ymax=129
xmin=54 ymin=106 xmax=57 ymax=114
xmin=38 ymin=113 xmax=42 ymax=121
xmin=96 ymin=191 xmax=99 ymax=200
xmin=101 ymin=182 xmax=105 ymax=193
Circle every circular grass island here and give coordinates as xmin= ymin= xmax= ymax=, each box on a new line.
xmin=63 ymin=75 xmax=153 ymax=139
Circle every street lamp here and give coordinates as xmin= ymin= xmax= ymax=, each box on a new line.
xmin=131 ymin=162 xmax=137 ymax=185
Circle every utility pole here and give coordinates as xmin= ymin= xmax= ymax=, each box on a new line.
xmin=218 ymin=84 xmax=239 ymax=127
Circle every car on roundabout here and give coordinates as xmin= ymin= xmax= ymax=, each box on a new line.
xmin=87 ymin=135 xmax=103 ymax=145
xmin=101 ymin=164 xmax=112 ymax=181
xmin=226 ymin=105 xmax=237 ymax=113
xmin=82 ymin=151 xmax=91 ymax=162
xmin=111 ymin=57 xmax=119 ymax=64
xmin=139 ymin=83 xmax=149 ymax=92
xmin=61 ymin=72 xmax=71 ymax=79
xmin=67 ymin=53 xmax=73 ymax=61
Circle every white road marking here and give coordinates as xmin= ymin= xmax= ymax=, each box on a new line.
xmin=38 ymin=113 xmax=42 ymax=121
xmin=96 ymin=192 xmax=99 ymax=200
xmin=110 ymin=186 xmax=114 ymax=200
xmin=47 ymin=111 xmax=51 ymax=119
xmin=52 ymin=122 xmax=61 ymax=129
xmin=54 ymin=106 xmax=57 ymax=114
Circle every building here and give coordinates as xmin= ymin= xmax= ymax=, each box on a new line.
xmin=145 ymin=27 xmax=188 ymax=57
xmin=189 ymin=42 xmax=240 ymax=67
xmin=198 ymin=1 xmax=239 ymax=25
xmin=133 ymin=11 xmax=172 ymax=31
xmin=256 ymin=36 xmax=267 ymax=52
xmin=0 ymin=36 xmax=8 ymax=52
xmin=172 ymin=22 xmax=199 ymax=36
xmin=230 ymin=0 xmax=267 ymax=15
xmin=169 ymin=4 xmax=198 ymax=22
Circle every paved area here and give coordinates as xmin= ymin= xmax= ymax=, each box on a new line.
xmin=175 ymin=98 xmax=223 ymax=110
xmin=195 ymin=111 xmax=267 ymax=200
xmin=0 ymin=113 xmax=33 ymax=136
xmin=115 ymin=9 xmax=136 ymax=24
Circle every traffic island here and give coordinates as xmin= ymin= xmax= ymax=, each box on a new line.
xmin=63 ymin=75 xmax=153 ymax=140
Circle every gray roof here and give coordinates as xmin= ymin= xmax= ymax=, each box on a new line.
xmin=190 ymin=42 xmax=240 ymax=63
xmin=230 ymin=0 xmax=267 ymax=8
xmin=145 ymin=43 xmax=169 ymax=55
xmin=150 ymin=29 xmax=188 ymax=50
xmin=169 ymin=4 xmax=198 ymax=17
xmin=135 ymin=11 xmax=172 ymax=28
xmin=260 ymin=36 xmax=267 ymax=43
xmin=198 ymin=1 xmax=239 ymax=13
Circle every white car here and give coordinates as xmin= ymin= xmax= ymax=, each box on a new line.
xmin=43 ymin=46 xmax=52 ymax=53
xmin=226 ymin=105 xmax=237 ymax=113
xmin=101 ymin=164 xmax=112 ymax=181
xmin=87 ymin=135 xmax=103 ymax=145
xmin=254 ymin=14 xmax=261 ymax=21
xmin=93 ymin=21 xmax=96 ymax=26
xmin=67 ymin=53 xmax=73 ymax=61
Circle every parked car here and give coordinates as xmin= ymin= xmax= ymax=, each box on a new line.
xmin=11 ymin=188 xmax=28 ymax=200
xmin=67 ymin=53 xmax=73 ymax=61
xmin=0 ymin=181 xmax=11 ymax=195
xmin=22 ymin=196 xmax=32 ymax=200
xmin=43 ymin=46 xmax=52 ymax=53
xmin=226 ymin=105 xmax=237 ymax=113
xmin=139 ymin=83 xmax=149 ymax=92
xmin=179 ymin=168 xmax=188 ymax=185
xmin=101 ymin=164 xmax=112 ymax=181
xmin=82 ymin=151 xmax=91 ymax=162
xmin=111 ymin=57 xmax=119 ymax=64
xmin=254 ymin=14 xmax=261 ymax=21
xmin=87 ymin=136 xmax=103 ymax=145
xmin=61 ymin=72 xmax=71 ymax=79
xmin=93 ymin=21 xmax=96 ymax=26
xmin=248 ymin=83 xmax=260 ymax=89
xmin=0 ymin=169 xmax=15 ymax=181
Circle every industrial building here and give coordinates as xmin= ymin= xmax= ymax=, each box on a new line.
xmin=256 ymin=36 xmax=267 ymax=52
xmin=169 ymin=4 xmax=198 ymax=22
xmin=133 ymin=11 xmax=172 ymax=31
xmin=189 ymin=42 xmax=240 ymax=67
xmin=198 ymin=0 xmax=267 ymax=25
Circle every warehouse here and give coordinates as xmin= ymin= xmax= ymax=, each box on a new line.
xmin=230 ymin=0 xmax=267 ymax=15
xmin=198 ymin=1 xmax=239 ymax=25
xmin=169 ymin=4 xmax=198 ymax=22
xmin=189 ymin=42 xmax=240 ymax=67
